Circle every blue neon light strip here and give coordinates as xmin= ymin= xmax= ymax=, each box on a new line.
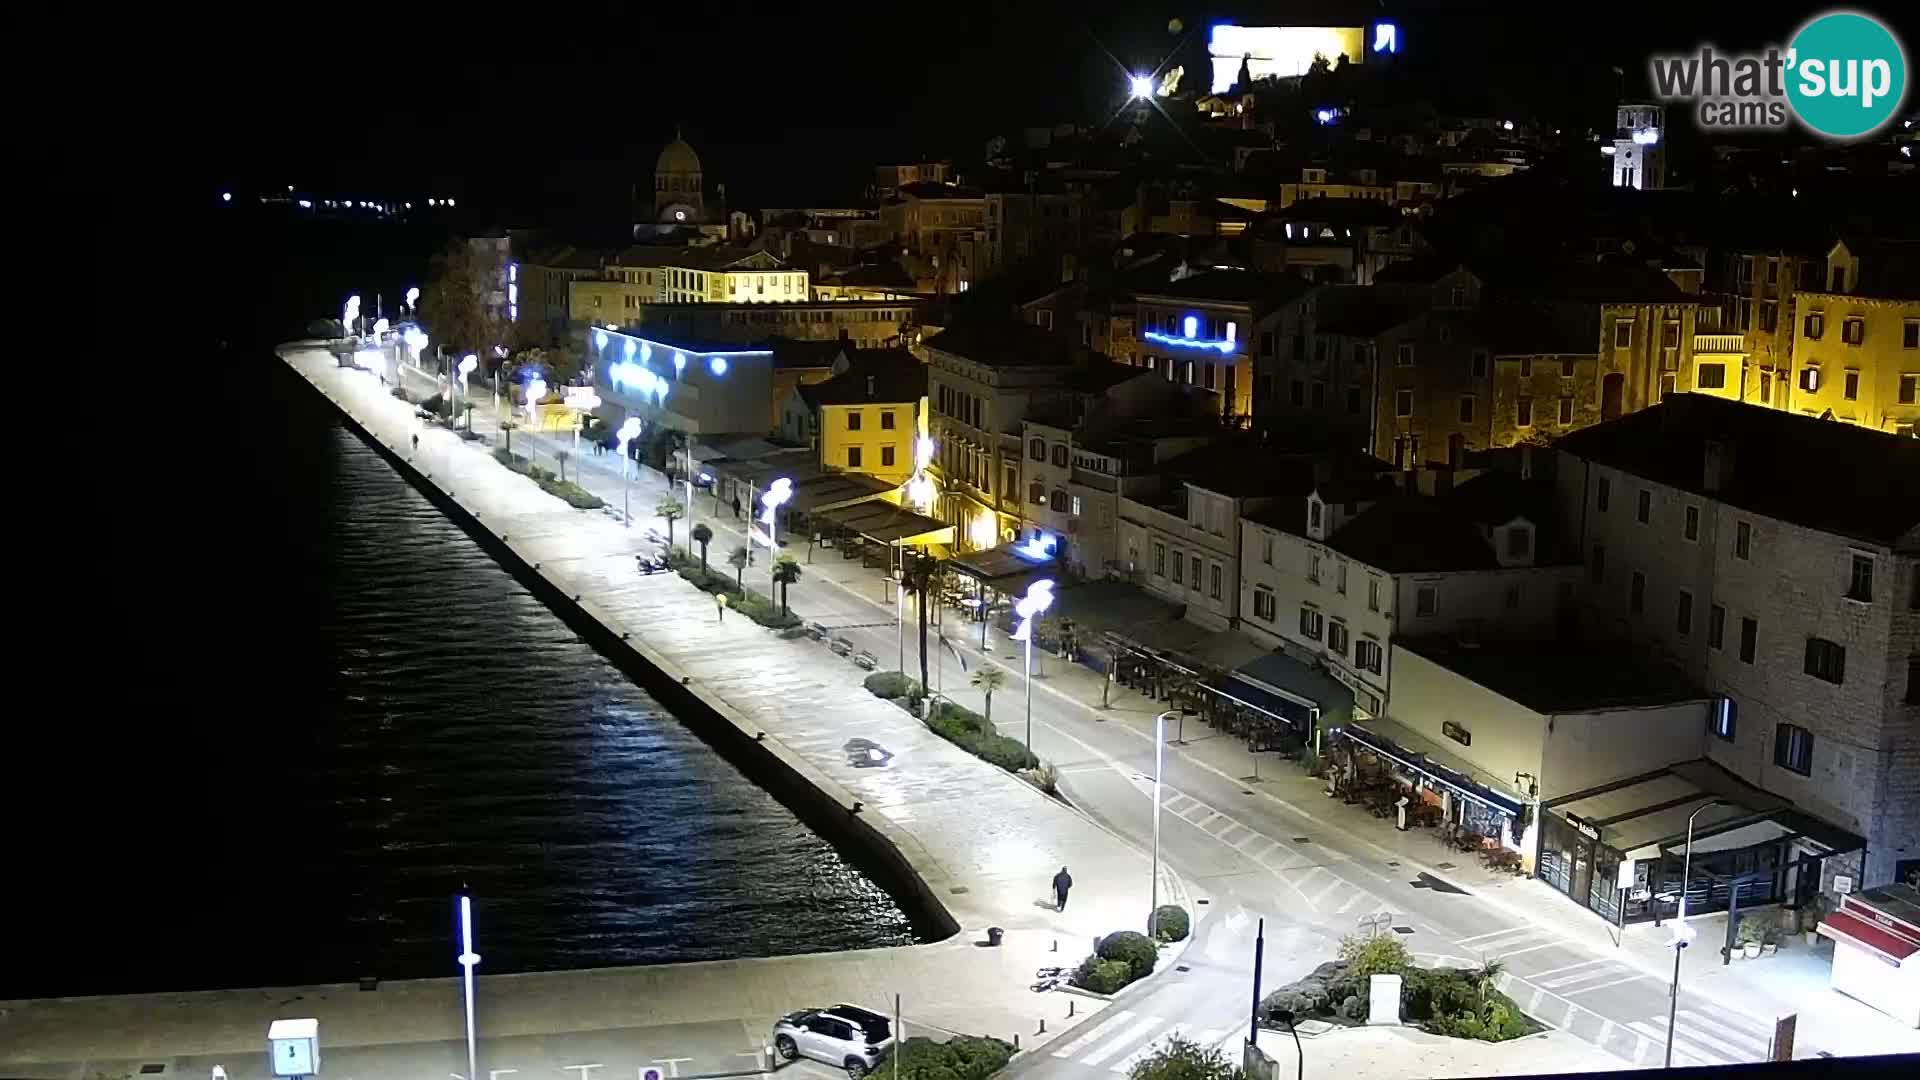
xmin=1144 ymin=330 xmax=1236 ymax=354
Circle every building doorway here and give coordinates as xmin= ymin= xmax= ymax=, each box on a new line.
xmin=1602 ymin=372 xmax=1625 ymax=420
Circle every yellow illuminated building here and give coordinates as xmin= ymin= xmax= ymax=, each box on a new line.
xmin=1785 ymin=239 xmax=1920 ymax=436
xmin=806 ymin=352 xmax=929 ymax=485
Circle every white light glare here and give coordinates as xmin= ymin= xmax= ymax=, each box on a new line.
xmin=1129 ymin=74 xmax=1155 ymax=99
xmin=221 ymin=192 xmax=232 ymax=202
xmin=1011 ymin=579 xmax=1056 ymax=641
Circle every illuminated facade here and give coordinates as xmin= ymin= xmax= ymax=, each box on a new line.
xmin=589 ymin=328 xmax=773 ymax=436
xmin=1134 ymin=271 xmax=1316 ymax=424
xmin=1610 ymin=104 xmax=1667 ymax=191
xmin=1783 ymin=239 xmax=1920 ymax=436
xmin=800 ymin=352 xmax=928 ymax=486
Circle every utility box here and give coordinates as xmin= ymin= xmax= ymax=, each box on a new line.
xmin=1367 ymin=974 xmax=1403 ymax=1025
xmin=268 ymin=1018 xmax=320 ymax=1076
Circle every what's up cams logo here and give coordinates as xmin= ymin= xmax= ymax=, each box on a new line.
xmin=1649 ymin=10 xmax=1908 ymax=139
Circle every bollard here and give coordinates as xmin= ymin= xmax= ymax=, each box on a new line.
xmin=1038 ymin=1018 xmax=1046 ymax=1034
xmin=1014 ymin=1034 xmax=1021 ymax=1051
xmin=1051 ymin=938 xmax=1058 ymax=952
xmin=1068 ymin=1000 xmax=1075 ymax=1018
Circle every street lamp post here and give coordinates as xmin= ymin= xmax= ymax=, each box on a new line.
xmin=455 ymin=892 xmax=481 ymax=1080
xmin=1011 ymin=579 xmax=1056 ymax=753
xmin=1664 ymin=799 xmax=1727 ymax=1068
xmin=457 ymin=353 xmax=477 ymax=425
xmin=617 ymin=417 xmax=643 ymax=526
xmin=405 ymin=286 xmax=419 ymax=320
xmin=525 ymin=376 xmax=546 ymax=435
xmin=760 ymin=478 xmax=793 ymax=591
xmin=573 ymin=390 xmax=600 ymax=457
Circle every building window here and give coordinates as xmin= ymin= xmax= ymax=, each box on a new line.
xmin=1739 ymin=616 xmax=1758 ymax=663
xmin=1734 ymin=521 xmax=1752 ymax=559
xmin=1507 ymin=525 xmax=1531 ymax=558
xmin=1004 ymin=466 xmax=1016 ymax=497
xmin=1697 ymin=363 xmax=1726 ymax=389
xmin=1397 ymin=344 xmax=1414 ymax=367
xmin=1367 ymin=578 xmax=1380 ymax=612
xmin=1209 ymin=562 xmax=1222 ymax=600
xmin=1504 ymin=582 xmax=1522 ymax=610
xmin=1356 ymin=639 xmax=1383 ymax=674
xmin=1684 ymin=505 xmax=1699 ymax=541
xmin=1841 ymin=317 xmax=1864 ymax=345
xmin=880 ymin=410 xmax=896 ymax=430
xmin=847 ymin=446 xmax=863 ymax=468
xmin=1614 ymin=320 xmax=1633 ymax=348
xmin=1170 ymin=550 xmax=1183 ymax=584
xmin=1471 ymin=350 xmax=1489 ymax=377
xmin=1328 ymin=621 xmax=1349 ymax=656
xmin=1298 ymin=606 xmax=1324 ymax=640
xmin=1847 ymin=554 xmax=1874 ymax=602
xmin=1458 ymin=395 xmax=1476 ymax=423
xmin=1052 ymin=445 xmax=1069 ymax=467
xmin=1253 ymin=587 xmax=1276 ymax=621
xmin=847 ymin=411 xmax=863 ymax=432
xmin=1629 ymin=570 xmax=1645 ymax=613
xmin=1395 ymin=389 xmax=1413 ymax=417
xmin=1843 ymin=369 xmax=1860 ymax=401
xmin=1708 ymin=604 xmax=1726 ymax=649
xmin=1710 ymin=697 xmax=1736 ymax=741
xmin=1050 ymin=489 xmax=1068 ymax=512
xmin=1591 ymin=544 xmax=1606 ymax=584
xmin=1597 ymin=476 xmax=1611 ymax=512
xmin=1561 ymin=357 xmax=1576 ymax=378
xmin=1636 ymin=489 xmax=1651 ymax=524
xmin=1415 ymin=584 xmax=1438 ymax=617
xmin=1804 ymin=312 xmax=1824 ymax=340
xmin=1029 ymin=438 xmax=1045 ymax=460
xmin=1308 ymin=502 xmax=1323 ymax=534
xmin=1520 ymin=357 xmax=1534 ymax=378
xmin=1153 ymin=543 xmax=1166 ymax=577
xmin=1262 ymin=534 xmax=1274 ymax=565
xmin=1901 ymin=373 xmax=1919 ymax=404
xmin=1191 ymin=556 xmax=1202 ymax=590
xmin=1071 ymin=495 xmax=1083 ymax=516
xmin=881 ymin=446 xmax=896 ymax=468
xmin=1307 ymin=553 xmax=1321 ymax=583
xmin=1291 ymin=380 xmax=1306 ymax=406
xmin=1908 ymin=656 xmax=1919 ymax=705
xmin=1558 ymin=396 xmax=1574 ymax=424
xmin=1348 ymin=386 xmax=1365 ymax=414
xmin=1676 ymin=590 xmax=1694 ymax=635
xmin=1517 ymin=397 xmax=1534 ymax=427
xmin=1663 ymin=323 xmax=1680 ymax=349
xmin=1804 ymin=637 xmax=1847 ymax=684
xmin=1336 ymin=561 xmax=1348 ymax=594
xmin=1029 ymin=481 xmax=1044 ymax=505
xmin=1801 ymin=366 xmax=1821 ymax=392
xmin=1774 ymin=723 xmax=1814 ymax=776
xmin=1904 ymin=320 xmax=1919 ymax=349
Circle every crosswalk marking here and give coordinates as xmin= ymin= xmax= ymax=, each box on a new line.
xmin=1678 ymin=1009 xmax=1773 ymax=1053
xmin=1080 ymin=1015 xmax=1167 ymax=1067
xmin=1492 ymin=940 xmax=1568 ymax=958
xmin=1052 ymin=1010 xmax=1140 ymax=1058
xmin=1627 ymin=1020 xmax=1714 ymax=1067
xmin=1108 ymin=1027 xmax=1228 ymax=1074
xmin=1634 ymin=1012 xmax=1768 ymax=1065
xmin=1531 ymin=958 xmax=1610 ymax=980
xmin=1455 ymin=925 xmax=1532 ymax=946
xmin=1540 ymin=965 xmax=1630 ymax=990
xmin=1562 ymin=972 xmax=1649 ymax=996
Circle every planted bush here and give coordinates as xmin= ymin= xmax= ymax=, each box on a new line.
xmin=1098 ymin=930 xmax=1159 ymax=981
xmin=864 ymin=671 xmax=922 ymax=700
xmin=871 ymin=1036 xmax=1014 ymax=1080
xmin=1151 ymin=905 xmax=1191 ymax=943
xmin=490 ymin=447 xmax=605 ymax=509
xmin=925 ymin=701 xmax=1038 ymax=773
xmin=1070 ymin=957 xmax=1135 ymax=995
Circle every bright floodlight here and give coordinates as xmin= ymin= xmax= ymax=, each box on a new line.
xmin=760 ymin=477 xmax=793 ymax=523
xmin=617 ymin=417 xmax=643 ymax=446
xmin=1129 ymin=73 xmax=1155 ymax=99
xmin=221 ymin=192 xmax=232 ymax=202
xmin=674 ymin=352 xmax=687 ymax=374
xmin=405 ymin=286 xmax=420 ymax=306
xmin=458 ymin=353 xmax=478 ymax=376
xmin=709 ymin=356 xmax=728 ymax=376
xmin=1011 ymin=579 xmax=1057 ymax=641
xmin=403 ymin=328 xmax=429 ymax=353
xmin=624 ymin=338 xmax=637 ymax=359
xmin=527 ymin=376 xmax=547 ymax=402
xmin=372 ymin=318 xmax=389 ymax=335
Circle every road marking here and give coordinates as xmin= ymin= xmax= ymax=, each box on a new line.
xmin=1309 ymin=876 xmax=1348 ymax=906
xmin=1677 ymin=1010 xmax=1773 ymax=1053
xmin=1216 ymin=823 xmax=1247 ymax=844
xmin=1530 ymin=958 xmax=1610 ymax=980
xmin=1561 ymin=973 xmax=1651 ymax=996
xmin=1637 ymin=1015 xmax=1755 ymax=1064
xmin=1236 ymin=834 xmax=1277 ymax=858
xmin=1080 ymin=1015 xmax=1167 ymax=1067
xmin=1333 ymin=889 xmax=1372 ymax=914
xmin=1052 ymin=1010 xmax=1140 ymax=1059
xmin=1627 ymin=1021 xmax=1714 ymax=1067
xmin=1540 ymin=965 xmax=1632 ymax=990
xmin=1108 ymin=1027 xmax=1229 ymax=1074
xmin=1455 ymin=925 xmax=1532 ymax=946
xmin=1491 ymin=940 xmax=1567 ymax=959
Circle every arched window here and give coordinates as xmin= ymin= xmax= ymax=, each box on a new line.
xmin=1029 ymin=438 xmax=1046 ymax=460
xmin=1029 ymin=481 xmax=1045 ymax=505
xmin=1050 ymin=489 xmax=1069 ymax=512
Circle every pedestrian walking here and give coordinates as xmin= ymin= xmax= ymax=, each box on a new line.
xmin=1052 ymin=866 xmax=1073 ymax=912
xmin=731 ymin=495 xmax=742 ymax=520
xmin=716 ymin=593 xmax=728 ymax=622
xmin=410 ymin=433 xmax=419 ymax=454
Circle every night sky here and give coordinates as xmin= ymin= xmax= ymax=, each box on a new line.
xmin=152 ymin=2 xmax=1903 ymax=225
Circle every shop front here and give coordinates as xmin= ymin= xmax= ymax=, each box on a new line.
xmin=1328 ymin=719 xmax=1531 ymax=870
xmin=1817 ymin=883 xmax=1920 ymax=1028
xmin=1540 ymin=760 xmax=1864 ymax=935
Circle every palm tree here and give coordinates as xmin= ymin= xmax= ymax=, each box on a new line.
xmin=691 ymin=523 xmax=714 ymax=572
xmin=972 ymin=666 xmax=1008 ymax=725
xmin=900 ymin=551 xmax=939 ymax=692
xmin=772 ymin=555 xmax=803 ymax=615
xmin=1475 ymin=957 xmax=1507 ymax=1009
xmin=727 ymin=545 xmax=749 ymax=589
xmin=655 ymin=498 xmax=684 ymax=550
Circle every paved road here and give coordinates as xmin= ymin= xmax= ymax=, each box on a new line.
xmin=416 ymin=388 xmax=1793 ymax=1073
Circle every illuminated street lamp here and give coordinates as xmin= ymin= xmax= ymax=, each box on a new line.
xmin=405 ymin=286 xmax=420 ymax=318
xmin=342 ymin=294 xmax=361 ymax=338
xmin=1664 ymin=799 xmax=1727 ymax=1068
xmin=525 ymin=376 xmax=547 ymax=433
xmin=617 ymin=417 xmax=643 ymax=525
xmin=572 ymin=390 xmax=601 ymax=455
xmin=1011 ymin=579 xmax=1056 ymax=752
xmin=455 ymin=891 xmax=480 ymax=1080
xmin=760 ymin=477 xmax=794 ymax=590
xmin=1129 ymin=73 xmax=1155 ymax=99
xmin=457 ymin=353 xmax=478 ymax=427
xmin=903 ymin=436 xmax=937 ymax=513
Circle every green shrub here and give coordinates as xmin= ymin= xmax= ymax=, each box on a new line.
xmin=1339 ymin=933 xmax=1411 ymax=980
xmin=1070 ymin=956 xmax=1136 ymax=994
xmin=1125 ymin=1034 xmax=1244 ymax=1080
xmin=864 ymin=671 xmax=922 ymax=699
xmin=922 ymin=701 xmax=1036 ymax=773
xmin=1099 ymin=930 xmax=1159 ymax=981
xmin=422 ymin=392 xmax=446 ymax=414
xmin=975 ymin=732 xmax=1038 ymax=771
xmin=390 ymin=386 xmax=412 ymax=402
xmin=871 ymin=1035 xmax=1014 ymax=1080
xmin=1151 ymin=905 xmax=1191 ymax=942
xmin=1019 ymin=762 xmax=1059 ymax=796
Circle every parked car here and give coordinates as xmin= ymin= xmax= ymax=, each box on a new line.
xmin=771 ymin=1004 xmax=893 ymax=1078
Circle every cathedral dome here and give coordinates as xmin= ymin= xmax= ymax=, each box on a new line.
xmin=656 ymin=137 xmax=702 ymax=177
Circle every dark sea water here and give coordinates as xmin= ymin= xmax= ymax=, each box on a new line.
xmin=1 ymin=214 xmax=916 ymax=999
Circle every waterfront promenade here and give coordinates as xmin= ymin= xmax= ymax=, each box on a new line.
xmin=0 ymin=348 xmax=1180 ymax=1075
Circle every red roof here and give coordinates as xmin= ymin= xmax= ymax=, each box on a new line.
xmin=1819 ymin=911 xmax=1918 ymax=964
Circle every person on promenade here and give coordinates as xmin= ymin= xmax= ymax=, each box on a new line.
xmin=1053 ymin=866 xmax=1073 ymax=912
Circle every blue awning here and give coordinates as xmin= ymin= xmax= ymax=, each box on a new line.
xmin=1337 ymin=722 xmax=1525 ymax=817
xmin=1204 ymin=674 xmax=1307 ymax=730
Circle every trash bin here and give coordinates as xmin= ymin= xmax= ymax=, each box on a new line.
xmin=987 ymin=926 xmax=1004 ymax=947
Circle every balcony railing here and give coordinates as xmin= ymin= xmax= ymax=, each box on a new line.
xmin=1694 ymin=334 xmax=1745 ymax=354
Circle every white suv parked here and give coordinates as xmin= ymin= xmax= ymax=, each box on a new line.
xmin=771 ymin=1004 xmax=894 ymax=1078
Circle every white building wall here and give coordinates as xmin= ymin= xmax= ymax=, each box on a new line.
xmin=1542 ymin=702 xmax=1712 ymax=800
xmin=1386 ymin=646 xmax=1549 ymax=793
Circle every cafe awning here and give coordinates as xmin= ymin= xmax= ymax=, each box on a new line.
xmin=1338 ymin=719 xmax=1527 ymax=817
xmin=813 ymin=500 xmax=954 ymax=546
xmin=945 ymin=543 xmax=1055 ymax=592
xmin=1546 ymin=759 xmax=1865 ymax=861
xmin=1819 ymin=912 xmax=1917 ymax=965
